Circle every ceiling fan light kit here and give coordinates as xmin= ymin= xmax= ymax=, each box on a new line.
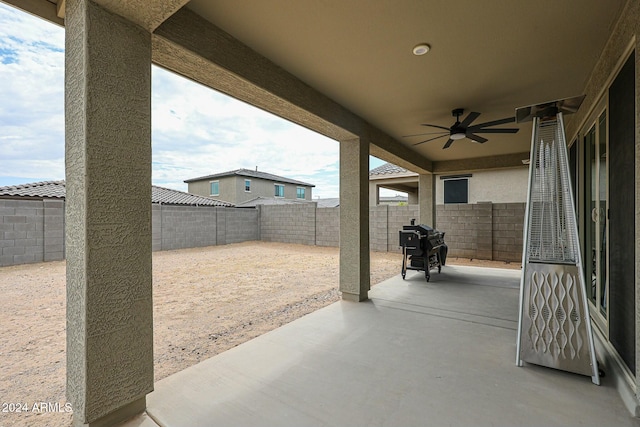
xmin=405 ymin=108 xmax=520 ymax=149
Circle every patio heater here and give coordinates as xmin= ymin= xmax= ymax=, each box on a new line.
xmin=515 ymin=95 xmax=600 ymax=385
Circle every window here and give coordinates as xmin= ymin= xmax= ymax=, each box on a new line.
xmin=274 ymin=184 xmax=284 ymax=197
xmin=296 ymin=187 xmax=305 ymax=199
xmin=244 ymin=179 xmax=251 ymax=192
xmin=443 ymin=178 xmax=468 ymax=204
xmin=210 ymin=181 xmax=219 ymax=196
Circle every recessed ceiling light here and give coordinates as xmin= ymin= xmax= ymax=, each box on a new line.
xmin=412 ymin=43 xmax=431 ymax=56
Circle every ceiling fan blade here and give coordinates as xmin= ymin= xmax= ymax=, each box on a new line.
xmin=472 ymin=128 xmax=519 ymax=134
xmin=413 ymin=134 xmax=448 ymax=146
xmin=402 ymin=131 xmax=449 ymax=138
xmin=459 ymin=111 xmax=480 ymax=128
xmin=420 ymin=124 xmax=451 ymax=131
xmin=442 ymin=138 xmax=455 ymax=149
xmin=467 ymin=117 xmax=516 ymax=130
xmin=467 ymin=134 xmax=488 ymax=143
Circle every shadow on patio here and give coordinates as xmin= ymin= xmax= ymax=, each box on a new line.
xmin=124 ymin=266 xmax=638 ymax=427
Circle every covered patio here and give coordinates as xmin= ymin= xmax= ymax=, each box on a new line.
xmin=3 ymin=0 xmax=639 ymax=426
xmin=128 ymin=266 xmax=637 ymax=427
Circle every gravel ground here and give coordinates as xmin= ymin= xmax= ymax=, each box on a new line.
xmin=0 ymin=242 xmax=519 ymax=427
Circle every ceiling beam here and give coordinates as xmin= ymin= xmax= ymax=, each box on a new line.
xmin=1 ymin=0 xmax=64 ymax=26
xmin=93 ymin=0 xmax=190 ymax=32
xmin=56 ymin=0 xmax=65 ymax=18
xmin=7 ymin=0 xmax=191 ymax=31
xmin=432 ymin=152 xmax=530 ymax=174
xmin=152 ymin=7 xmax=432 ymax=174
xmin=377 ymin=183 xmax=417 ymax=193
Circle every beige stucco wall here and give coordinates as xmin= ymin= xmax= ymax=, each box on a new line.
xmin=436 ymin=167 xmax=528 ymax=205
xmin=187 ymin=179 xmax=211 ymax=198
xmin=241 ymin=177 xmax=312 ymax=202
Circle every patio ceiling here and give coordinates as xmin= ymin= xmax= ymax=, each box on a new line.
xmin=184 ymin=0 xmax=625 ymax=164
xmin=13 ymin=0 xmax=627 ymax=168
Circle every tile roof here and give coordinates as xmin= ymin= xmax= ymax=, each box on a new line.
xmin=150 ymin=185 xmax=234 ymax=207
xmin=369 ymin=162 xmax=412 ymax=176
xmin=235 ymin=196 xmax=313 ymax=208
xmin=184 ymin=168 xmax=315 ymax=187
xmin=0 ymin=180 xmax=66 ymax=199
xmin=316 ymin=198 xmax=340 ymax=208
xmin=0 ymin=181 xmax=234 ymax=207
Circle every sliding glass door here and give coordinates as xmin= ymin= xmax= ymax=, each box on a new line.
xmin=582 ymin=109 xmax=608 ymax=321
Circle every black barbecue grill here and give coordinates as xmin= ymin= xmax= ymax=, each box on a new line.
xmin=399 ymin=219 xmax=447 ymax=281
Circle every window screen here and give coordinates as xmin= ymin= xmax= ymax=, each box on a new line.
xmin=443 ymin=179 xmax=468 ymax=204
xmin=210 ymin=181 xmax=219 ymax=196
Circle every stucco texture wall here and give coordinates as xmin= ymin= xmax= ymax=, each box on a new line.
xmin=436 ymin=167 xmax=528 ymax=204
xmin=0 ymin=199 xmax=65 ymax=267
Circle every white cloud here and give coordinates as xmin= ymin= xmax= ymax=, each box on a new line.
xmin=0 ymin=5 xmax=393 ymax=199
xmin=151 ymin=67 xmax=340 ymax=197
xmin=0 ymin=3 xmax=65 ymax=181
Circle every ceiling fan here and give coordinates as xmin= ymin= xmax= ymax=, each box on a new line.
xmin=405 ymin=108 xmax=519 ymax=149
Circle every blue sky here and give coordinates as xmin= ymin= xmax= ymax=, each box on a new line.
xmin=0 ymin=3 xmax=392 ymax=199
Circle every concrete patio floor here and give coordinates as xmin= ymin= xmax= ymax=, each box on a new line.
xmin=121 ymin=265 xmax=640 ymax=427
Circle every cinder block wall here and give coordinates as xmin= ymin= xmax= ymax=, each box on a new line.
xmin=437 ymin=204 xmax=481 ymax=259
xmin=158 ymin=205 xmax=218 ymax=250
xmin=387 ymin=205 xmax=420 ymax=253
xmin=1 ymin=201 xmax=259 ymax=266
xmin=308 ymin=205 xmax=421 ymax=253
xmin=492 ymin=203 xmax=525 ymax=262
xmin=221 ymin=208 xmax=259 ymax=244
xmin=152 ymin=204 xmax=162 ymax=251
xmin=1 ymin=200 xmax=524 ymax=267
xmin=260 ymin=204 xmax=316 ymax=245
xmin=370 ymin=205 xmax=389 ymax=252
xmin=43 ymin=200 xmax=65 ymax=261
xmin=436 ymin=202 xmax=524 ymax=262
xmin=150 ymin=205 xmax=259 ymax=251
xmin=0 ymin=199 xmax=65 ymax=267
xmin=315 ymin=207 xmax=339 ymax=247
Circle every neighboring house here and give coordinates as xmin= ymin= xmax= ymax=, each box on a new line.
xmin=369 ymin=162 xmax=529 ymax=206
xmin=185 ymin=168 xmax=314 ymax=205
xmin=0 ymin=180 xmax=235 ymax=207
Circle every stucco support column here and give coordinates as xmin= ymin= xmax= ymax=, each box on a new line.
xmin=65 ymin=1 xmax=153 ymax=425
xmin=369 ymin=182 xmax=379 ymax=206
xmin=339 ymin=137 xmax=370 ymax=301
xmin=418 ymin=173 xmax=436 ymax=227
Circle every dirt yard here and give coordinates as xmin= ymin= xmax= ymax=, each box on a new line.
xmin=0 ymin=242 xmax=519 ymax=427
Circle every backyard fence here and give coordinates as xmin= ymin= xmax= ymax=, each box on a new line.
xmin=0 ymin=199 xmax=524 ymax=267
